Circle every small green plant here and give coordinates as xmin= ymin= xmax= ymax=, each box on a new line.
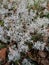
xmin=33 ymin=0 xmax=41 ymax=11
xmin=15 ymin=60 xmax=20 ymax=65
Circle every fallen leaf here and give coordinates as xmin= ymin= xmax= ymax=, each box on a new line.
xmin=47 ymin=2 xmax=49 ymax=11
xmin=0 ymin=48 xmax=7 ymax=61
xmin=38 ymin=51 xmax=47 ymax=58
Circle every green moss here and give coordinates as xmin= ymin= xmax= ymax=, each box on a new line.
xmin=31 ymin=33 xmax=42 ymax=42
xmin=0 ymin=43 xmax=6 ymax=49
xmin=46 ymin=13 xmax=49 ymax=18
xmin=24 ymin=41 xmax=33 ymax=50
xmin=0 ymin=20 xmax=4 ymax=26
xmin=40 ymin=13 xmax=49 ymax=18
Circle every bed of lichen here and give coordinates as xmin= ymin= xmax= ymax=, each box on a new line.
xmin=0 ymin=0 xmax=49 ymax=65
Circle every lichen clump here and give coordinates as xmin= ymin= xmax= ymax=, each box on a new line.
xmin=0 ymin=0 xmax=49 ymax=65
